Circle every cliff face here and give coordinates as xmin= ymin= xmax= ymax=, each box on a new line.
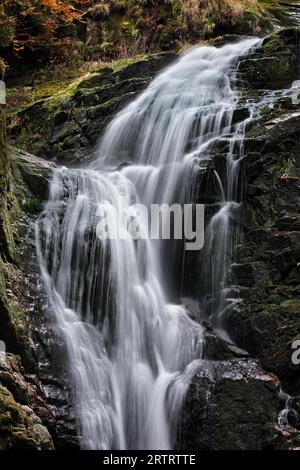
xmin=0 ymin=112 xmax=15 ymax=261
xmin=229 ymin=28 xmax=300 ymax=394
xmin=1 ymin=27 xmax=300 ymax=449
xmin=0 ymin=107 xmax=55 ymax=449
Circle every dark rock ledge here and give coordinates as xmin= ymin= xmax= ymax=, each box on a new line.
xmin=8 ymin=53 xmax=178 ymax=164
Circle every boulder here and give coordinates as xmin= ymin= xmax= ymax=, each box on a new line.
xmin=180 ymin=359 xmax=279 ymax=450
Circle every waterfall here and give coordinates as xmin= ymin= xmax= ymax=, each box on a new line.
xmin=36 ymin=38 xmax=260 ymax=450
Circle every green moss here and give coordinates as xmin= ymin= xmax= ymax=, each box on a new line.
xmin=262 ymin=31 xmax=277 ymax=46
xmin=7 ymin=79 xmax=74 ymax=114
xmin=261 ymin=57 xmax=290 ymax=88
xmin=0 ymin=113 xmax=17 ymax=262
xmin=0 ymin=386 xmax=54 ymax=450
xmin=109 ymin=55 xmax=146 ymax=72
xmin=7 ymin=54 xmax=147 ymax=117
xmin=280 ymin=299 xmax=300 ymax=314
xmin=0 ymin=113 xmax=49 ymax=370
xmin=43 ymin=78 xmax=84 ymax=112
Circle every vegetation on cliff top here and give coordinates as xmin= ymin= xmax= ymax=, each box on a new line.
xmin=1 ymin=0 xmax=286 ymax=117
xmin=0 ymin=0 xmax=278 ymax=77
xmin=0 ymin=0 xmax=263 ymax=50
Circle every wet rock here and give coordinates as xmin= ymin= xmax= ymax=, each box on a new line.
xmin=232 ymin=107 xmax=250 ymax=124
xmin=10 ymin=146 xmax=55 ymax=202
xmin=239 ymin=56 xmax=296 ymax=90
xmin=53 ymin=110 xmax=69 ymax=126
xmin=238 ymin=28 xmax=300 ymax=90
xmin=226 ymin=29 xmax=300 ymax=395
xmin=228 ymin=299 xmax=300 ymax=395
xmin=0 ymin=142 xmax=77 ymax=449
xmin=0 ymin=146 xmax=56 ymax=369
xmin=266 ymin=1 xmax=300 ymax=29
xmin=180 ymin=359 xmax=279 ymax=450
xmin=290 ymin=396 xmax=300 ymax=429
xmin=203 ymin=326 xmax=250 ymax=361
xmin=231 ymin=261 xmax=271 ymax=288
xmin=0 ymin=255 xmax=36 ymax=370
xmin=24 ymin=265 xmax=79 ymax=449
xmin=73 ymin=77 xmax=149 ymax=108
xmin=262 ymin=422 xmax=300 ymax=450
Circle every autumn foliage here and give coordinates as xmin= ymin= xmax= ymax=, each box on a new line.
xmin=0 ymin=0 xmax=93 ymax=51
xmin=0 ymin=0 xmax=265 ymax=79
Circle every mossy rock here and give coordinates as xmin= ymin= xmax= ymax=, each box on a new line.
xmin=238 ymin=27 xmax=300 ymax=90
xmin=239 ymin=56 xmax=294 ymax=90
xmin=7 ymin=52 xmax=178 ymax=163
xmin=0 ymin=385 xmax=54 ymax=450
xmin=0 ymin=144 xmax=54 ymax=370
xmin=0 ymin=113 xmax=17 ymax=262
xmin=76 ymin=68 xmax=114 ymax=89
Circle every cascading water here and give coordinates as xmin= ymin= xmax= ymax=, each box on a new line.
xmin=36 ymin=38 xmax=260 ymax=450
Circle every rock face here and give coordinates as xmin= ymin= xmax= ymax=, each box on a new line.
xmin=8 ymin=53 xmax=177 ymax=164
xmin=226 ymin=27 xmax=300 ymax=396
xmin=0 ymin=113 xmax=16 ymax=263
xmin=180 ymin=359 xmax=279 ymax=450
xmin=238 ymin=28 xmax=300 ymax=90
xmin=0 ymin=147 xmax=54 ymax=371
xmin=0 ymin=140 xmax=78 ymax=448
xmin=0 ymin=119 xmax=58 ymax=448
xmin=180 ymin=28 xmax=300 ymax=449
xmin=26 ymin=258 xmax=79 ymax=449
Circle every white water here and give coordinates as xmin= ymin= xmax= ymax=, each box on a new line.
xmin=36 ymin=38 xmax=260 ymax=449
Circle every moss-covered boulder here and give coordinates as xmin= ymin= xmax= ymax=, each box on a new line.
xmin=0 ymin=385 xmax=54 ymax=449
